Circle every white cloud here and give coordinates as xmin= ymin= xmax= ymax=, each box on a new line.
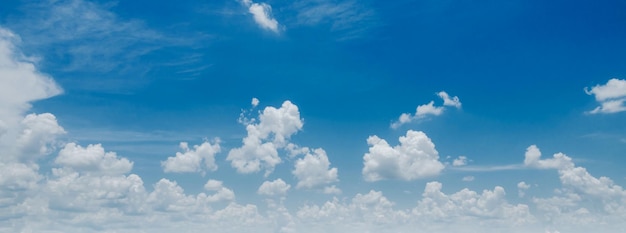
xmin=240 ymin=0 xmax=280 ymax=33
xmin=391 ymin=91 xmax=461 ymax=129
xmin=227 ymin=100 xmax=303 ymax=176
xmin=414 ymin=182 xmax=534 ymax=225
xmin=518 ymin=181 xmax=530 ymax=197
xmin=323 ymin=185 xmax=342 ymax=195
xmin=462 ymin=176 xmax=475 ymax=182
xmin=416 ymin=101 xmax=445 ymax=116
xmin=258 ymin=179 xmax=291 ymax=196
xmin=293 ymin=148 xmax=339 ymax=189
xmin=56 ymin=143 xmax=133 ymax=175
xmin=14 ymin=113 xmax=66 ymax=162
xmin=452 ymin=156 xmax=468 ymax=166
xmin=438 ymin=91 xmax=462 ymax=108
xmin=0 ymin=28 xmax=62 ymax=117
xmin=523 ymin=145 xmax=573 ymax=169
xmin=161 ymin=140 xmax=221 ymax=173
xmin=204 ymin=179 xmax=236 ymax=202
xmin=362 ymin=130 xmax=444 ymax=181
xmin=252 ymin=97 xmax=260 ymax=107
xmin=522 ymin=144 xmax=626 ymax=228
xmin=585 ymin=78 xmax=626 ymax=114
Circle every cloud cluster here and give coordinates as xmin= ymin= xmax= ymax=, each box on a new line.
xmin=362 ymin=130 xmax=444 ymax=181
xmin=293 ymin=148 xmax=339 ymax=191
xmin=161 ymin=140 xmax=221 ymax=173
xmin=391 ymin=91 xmax=461 ymax=129
xmin=3 ymin=24 xmax=626 ymax=232
xmin=227 ymin=100 xmax=303 ymax=176
xmin=585 ymin=78 xmax=626 ymax=114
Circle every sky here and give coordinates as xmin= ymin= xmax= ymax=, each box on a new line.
xmin=1 ymin=0 xmax=626 ymax=232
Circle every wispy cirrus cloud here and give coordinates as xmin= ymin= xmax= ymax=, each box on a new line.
xmin=291 ymin=0 xmax=378 ymax=40
xmin=5 ymin=0 xmax=208 ymax=89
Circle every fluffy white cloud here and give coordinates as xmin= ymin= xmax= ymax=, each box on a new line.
xmin=0 ymin=28 xmax=62 ymax=117
xmin=14 ymin=113 xmax=65 ymax=161
xmin=518 ymin=181 xmax=530 ymax=197
xmin=414 ymin=182 xmax=534 ymax=226
xmin=522 ymin=144 xmax=626 ymax=230
xmin=293 ymin=148 xmax=339 ymax=190
xmin=523 ymin=145 xmax=573 ymax=169
xmin=258 ymin=179 xmax=291 ymax=196
xmin=438 ymin=91 xmax=462 ymax=108
xmin=362 ymin=130 xmax=444 ymax=181
xmin=452 ymin=156 xmax=468 ymax=166
xmin=585 ymin=78 xmax=626 ymax=114
xmin=56 ymin=142 xmax=133 ymax=175
xmin=204 ymin=179 xmax=236 ymax=202
xmin=241 ymin=0 xmax=280 ymax=33
xmin=251 ymin=97 xmax=260 ymax=107
xmin=391 ymin=91 xmax=461 ymax=128
xmin=323 ymin=185 xmax=342 ymax=195
xmin=227 ymin=100 xmax=303 ymax=176
xmin=161 ymin=140 xmax=221 ymax=173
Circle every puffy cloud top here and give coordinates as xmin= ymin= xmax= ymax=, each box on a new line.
xmin=362 ymin=130 xmax=444 ymax=181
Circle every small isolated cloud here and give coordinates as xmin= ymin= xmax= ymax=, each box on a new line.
xmin=240 ymin=0 xmax=280 ymax=33
xmin=161 ymin=140 xmax=221 ymax=173
xmin=251 ymin=97 xmax=260 ymax=107
xmin=227 ymin=100 xmax=304 ymax=176
xmin=585 ymin=78 xmax=626 ymax=114
xmin=257 ymin=178 xmax=291 ymax=196
xmin=462 ymin=176 xmax=475 ymax=182
xmin=293 ymin=148 xmax=339 ymax=190
xmin=453 ymin=156 xmax=468 ymax=167
xmin=391 ymin=91 xmax=461 ymax=129
xmin=518 ymin=181 xmax=530 ymax=197
xmin=362 ymin=130 xmax=444 ymax=182
xmin=438 ymin=91 xmax=462 ymax=108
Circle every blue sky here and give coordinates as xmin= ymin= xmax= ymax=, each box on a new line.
xmin=1 ymin=0 xmax=626 ymax=232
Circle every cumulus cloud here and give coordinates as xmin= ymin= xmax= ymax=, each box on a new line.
xmin=161 ymin=140 xmax=221 ymax=173
xmin=518 ymin=181 xmax=530 ymax=197
xmin=585 ymin=78 xmax=626 ymax=114
xmin=362 ymin=130 xmax=444 ymax=182
xmin=251 ymin=97 xmax=260 ymax=107
xmin=438 ymin=91 xmax=462 ymax=108
xmin=258 ymin=179 xmax=291 ymax=196
xmin=56 ymin=143 xmax=133 ymax=175
xmin=452 ymin=156 xmax=468 ymax=166
xmin=414 ymin=182 xmax=534 ymax=225
xmin=523 ymin=145 xmax=573 ymax=169
xmin=240 ymin=0 xmax=280 ymax=33
xmin=227 ymin=100 xmax=303 ymax=176
xmin=0 ymin=29 xmax=62 ymax=116
xmin=293 ymin=148 xmax=339 ymax=190
xmin=522 ymin=144 xmax=626 ymax=228
xmin=391 ymin=91 xmax=461 ymax=129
